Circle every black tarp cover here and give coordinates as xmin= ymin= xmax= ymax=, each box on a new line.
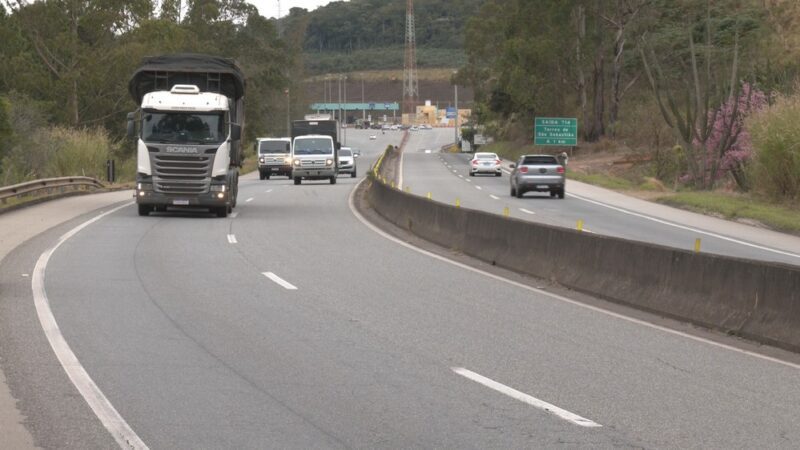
xmin=128 ymin=53 xmax=245 ymax=103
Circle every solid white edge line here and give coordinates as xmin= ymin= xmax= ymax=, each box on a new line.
xmin=452 ymin=368 xmax=602 ymax=428
xmin=262 ymin=272 xmax=298 ymax=290
xmin=32 ymin=202 xmax=149 ymax=449
xmin=489 ymin=194 xmax=500 ymax=200
xmin=519 ymin=208 xmax=536 ymax=215
xmin=347 ymin=180 xmax=800 ymax=371
xmin=568 ymin=192 xmax=800 ymax=260
xmin=227 ymin=234 xmax=237 ymax=244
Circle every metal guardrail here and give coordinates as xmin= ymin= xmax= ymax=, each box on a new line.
xmin=0 ymin=176 xmax=105 ymax=203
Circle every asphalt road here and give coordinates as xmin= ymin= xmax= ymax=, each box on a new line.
xmin=2 ymin=129 xmax=800 ymax=448
xmin=401 ymin=131 xmax=800 ymax=265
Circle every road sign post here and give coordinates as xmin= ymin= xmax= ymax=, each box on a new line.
xmin=534 ymin=117 xmax=578 ymax=146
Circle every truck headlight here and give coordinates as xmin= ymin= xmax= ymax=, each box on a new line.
xmin=293 ymin=159 xmax=301 ymax=166
xmin=259 ymin=157 xmax=265 ymax=164
xmin=326 ymin=159 xmax=334 ymax=166
xmin=210 ymin=185 xmax=226 ymax=192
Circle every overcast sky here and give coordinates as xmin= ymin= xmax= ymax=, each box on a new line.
xmin=248 ymin=0 xmax=344 ymax=19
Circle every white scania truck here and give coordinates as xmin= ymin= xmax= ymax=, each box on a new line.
xmin=127 ymin=54 xmax=245 ymax=217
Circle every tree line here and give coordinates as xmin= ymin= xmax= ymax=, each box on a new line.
xmin=0 ymin=0 xmax=301 ymax=184
xmin=459 ymin=0 xmax=800 ymax=196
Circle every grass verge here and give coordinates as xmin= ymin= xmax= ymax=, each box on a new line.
xmin=567 ymin=172 xmax=636 ymax=190
xmin=657 ymin=192 xmax=800 ymax=234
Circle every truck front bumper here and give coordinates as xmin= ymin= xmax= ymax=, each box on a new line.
xmin=135 ymin=182 xmax=231 ymax=207
xmin=292 ymin=168 xmax=337 ymax=179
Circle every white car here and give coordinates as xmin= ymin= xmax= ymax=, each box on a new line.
xmin=338 ymin=147 xmax=358 ymax=178
xmin=369 ymin=134 xmax=377 ymax=140
xmin=470 ymin=152 xmax=502 ymax=177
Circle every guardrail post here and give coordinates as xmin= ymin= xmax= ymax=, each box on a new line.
xmin=106 ymin=159 xmax=115 ymax=183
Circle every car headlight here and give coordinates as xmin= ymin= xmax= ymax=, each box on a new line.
xmin=293 ymin=159 xmax=301 ymax=166
xmin=326 ymin=159 xmax=334 ymax=166
xmin=259 ymin=157 xmax=265 ymax=163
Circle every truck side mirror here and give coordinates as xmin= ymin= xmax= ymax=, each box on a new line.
xmin=230 ymin=124 xmax=242 ymax=141
xmin=126 ymin=112 xmax=136 ymax=140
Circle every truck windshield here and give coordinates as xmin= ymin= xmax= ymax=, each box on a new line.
xmin=142 ymin=111 xmax=226 ymax=144
xmin=293 ymin=138 xmax=333 ymax=155
xmin=259 ymin=141 xmax=290 ymax=154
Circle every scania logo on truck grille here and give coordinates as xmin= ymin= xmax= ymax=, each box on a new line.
xmin=164 ymin=146 xmax=200 ymax=154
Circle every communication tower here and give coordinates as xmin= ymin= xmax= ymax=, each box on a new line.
xmin=403 ymin=0 xmax=419 ymax=117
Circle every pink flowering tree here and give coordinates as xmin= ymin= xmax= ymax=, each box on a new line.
xmin=690 ymin=83 xmax=768 ymax=190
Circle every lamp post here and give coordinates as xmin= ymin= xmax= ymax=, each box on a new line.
xmin=285 ymin=88 xmax=290 ymax=137
xmin=453 ymin=71 xmax=459 ymax=146
xmin=343 ymin=74 xmax=348 ymax=146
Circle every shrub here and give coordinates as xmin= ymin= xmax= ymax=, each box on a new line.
xmin=748 ymin=93 xmax=800 ymax=200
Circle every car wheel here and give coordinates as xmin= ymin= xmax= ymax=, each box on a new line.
xmin=265 ymin=173 xmax=271 ymax=180
xmin=469 ymin=171 xmax=474 ymax=177
xmin=516 ymin=188 xmax=524 ymax=199
xmin=510 ymin=185 xmax=516 ymax=197
xmin=294 ymin=177 xmax=301 ymax=185
xmin=351 ymin=170 xmax=357 ymax=178
xmin=550 ymin=191 xmax=556 ymax=197
xmin=137 ymin=204 xmax=151 ymax=216
xmin=496 ymin=172 xmax=501 ymax=177
xmin=558 ymin=188 xmax=565 ymax=199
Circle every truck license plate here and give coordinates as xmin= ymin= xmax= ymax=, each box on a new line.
xmin=173 ymin=199 xmax=189 ymax=206
xmin=271 ymin=167 xmax=279 ymax=171
xmin=537 ymin=185 xmax=549 ymax=189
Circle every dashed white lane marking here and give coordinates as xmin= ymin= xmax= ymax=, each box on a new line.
xmin=475 ymin=186 xmax=483 ymax=190
xmin=568 ymin=192 xmax=800 ymax=260
xmin=22 ymin=273 xmax=30 ymax=277
xmin=348 ymin=180 xmax=800 ymax=372
xmin=489 ymin=194 xmax=500 ymax=200
xmin=458 ymin=174 xmax=464 ymax=178
xmin=230 ymin=212 xmax=239 ymax=219
xmin=519 ymin=208 xmax=536 ymax=215
xmin=262 ymin=272 xmax=298 ymax=290
xmin=246 ymin=197 xmax=254 ymax=203
xmin=452 ymin=368 xmax=602 ymax=428
xmin=32 ymin=202 xmax=149 ymax=449
xmin=227 ymin=234 xmax=238 ymax=244
xmin=265 ymin=189 xmax=273 ymax=193
xmin=452 ymin=170 xmax=458 ymax=173
xmin=466 ymin=179 xmax=472 ymax=183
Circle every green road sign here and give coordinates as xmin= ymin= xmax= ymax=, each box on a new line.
xmin=534 ymin=117 xmax=578 ymax=146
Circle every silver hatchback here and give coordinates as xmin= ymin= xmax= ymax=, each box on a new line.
xmin=509 ymin=154 xmax=565 ymax=199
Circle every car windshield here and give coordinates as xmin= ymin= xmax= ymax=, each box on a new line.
xmin=476 ymin=153 xmax=498 ymax=160
xmin=142 ymin=111 xmax=225 ymax=144
xmin=522 ymin=156 xmax=558 ymax=165
xmin=293 ymin=138 xmax=333 ymax=155
xmin=339 ymin=149 xmax=352 ymax=157
xmin=259 ymin=141 xmax=289 ymax=154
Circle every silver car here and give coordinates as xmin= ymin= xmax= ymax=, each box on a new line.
xmin=338 ymin=147 xmax=358 ymax=178
xmin=509 ymin=154 xmax=565 ymax=199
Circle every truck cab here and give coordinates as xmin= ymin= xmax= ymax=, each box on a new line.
xmin=256 ymin=137 xmax=292 ymax=180
xmin=128 ymin=54 xmax=245 ymax=218
xmin=291 ymin=134 xmax=338 ymax=185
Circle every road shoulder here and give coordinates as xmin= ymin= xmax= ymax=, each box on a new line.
xmin=0 ymin=190 xmax=132 ymax=449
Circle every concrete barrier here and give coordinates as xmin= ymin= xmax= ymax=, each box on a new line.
xmin=365 ymin=176 xmax=800 ymax=353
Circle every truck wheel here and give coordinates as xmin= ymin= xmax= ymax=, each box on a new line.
xmin=265 ymin=173 xmax=270 ymax=180
xmin=215 ymin=206 xmax=228 ymax=218
xmin=259 ymin=172 xmax=265 ymax=180
xmin=138 ymin=204 xmax=151 ymax=216
xmin=294 ymin=177 xmax=301 ymax=185
xmin=351 ymin=170 xmax=357 ymax=178
xmin=330 ymin=176 xmax=337 ymax=185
